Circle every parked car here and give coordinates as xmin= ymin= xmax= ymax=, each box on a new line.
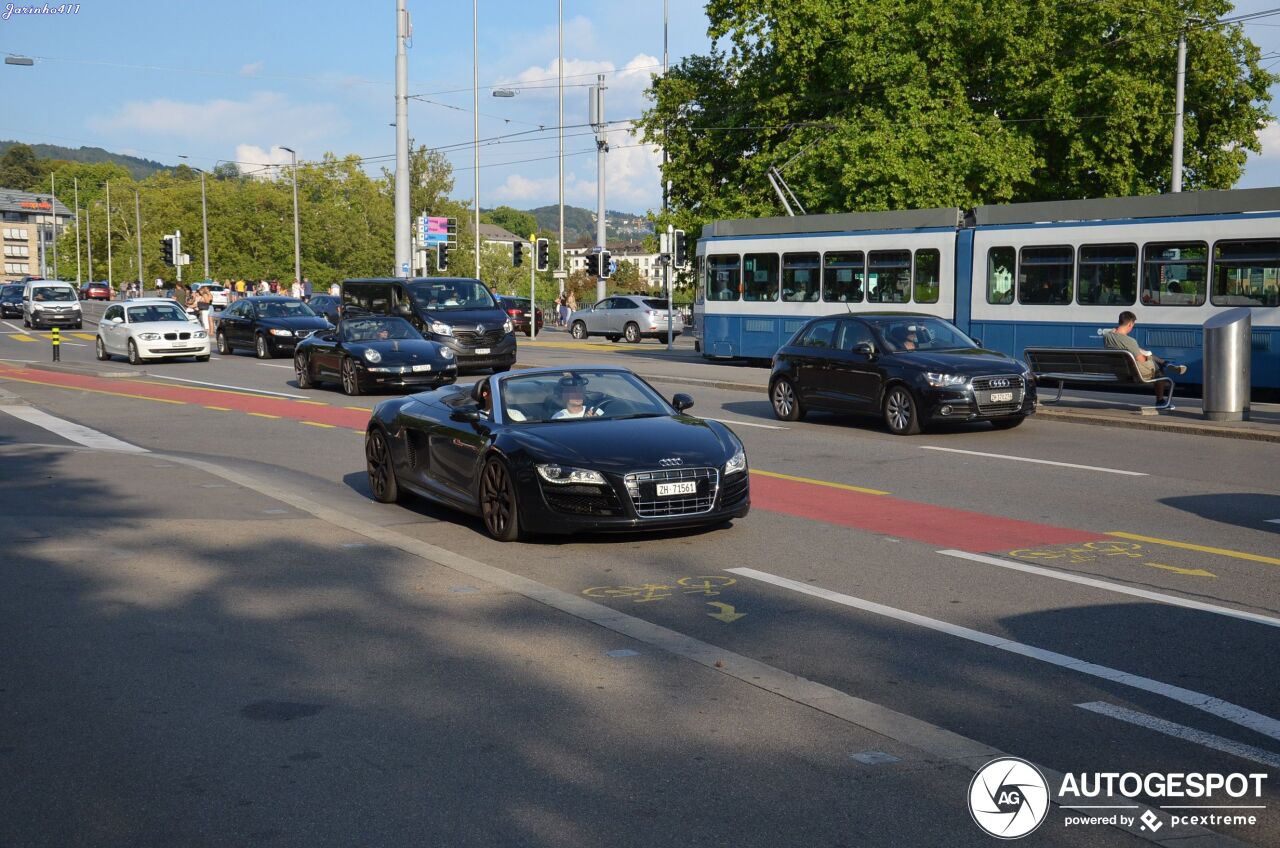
xmin=79 ymin=281 xmax=112 ymax=301
xmin=568 ymin=295 xmax=684 ymax=343
xmin=307 ymin=294 xmax=342 ymax=325
xmin=365 ymin=366 xmax=750 ymax=540
xmin=22 ymin=280 xmax=82 ymax=330
xmin=494 ymin=294 xmax=544 ymax=336
xmin=294 ymin=314 xmax=457 ymax=395
xmin=768 ymin=312 xmax=1036 ymax=435
xmin=0 ymin=284 xmax=23 ymax=318
xmin=96 ymin=298 xmax=210 ymax=364
xmin=189 ymin=281 xmax=229 ymax=309
xmin=213 ymin=296 xmax=331 ymax=359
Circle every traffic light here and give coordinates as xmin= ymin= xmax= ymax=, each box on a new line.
xmin=437 ymin=243 xmax=450 ymax=271
xmin=535 ymin=238 xmax=550 ymax=272
xmin=512 ymin=240 xmax=523 ymax=267
xmin=673 ymin=229 xmax=687 ymax=267
xmin=585 ymin=252 xmax=599 ymax=277
xmin=160 ymin=234 xmax=175 ymax=266
xmin=599 ymin=250 xmax=612 ymax=279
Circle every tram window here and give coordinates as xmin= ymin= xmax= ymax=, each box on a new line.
xmin=867 ymin=251 xmax=911 ymax=303
xmin=1212 ymin=239 xmax=1280 ymax=307
xmin=913 ymin=249 xmax=940 ymax=304
xmin=782 ymin=253 xmax=820 ymax=302
xmin=823 ymin=251 xmax=865 ymax=302
xmin=695 ymin=255 xmax=706 ymax=305
xmin=987 ymin=247 xmax=1015 ymax=304
xmin=1018 ymin=246 xmax=1073 ymax=305
xmin=1078 ymin=244 xmax=1137 ymax=306
xmin=707 ymin=255 xmax=740 ymax=301
xmin=743 ymin=253 xmax=780 ymax=302
xmin=1142 ymin=242 xmax=1207 ymax=306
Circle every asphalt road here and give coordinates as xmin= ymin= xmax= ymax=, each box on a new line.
xmin=2 ymin=305 xmax=1277 ymax=847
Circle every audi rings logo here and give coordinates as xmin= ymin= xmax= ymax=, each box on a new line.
xmin=968 ymin=758 xmax=1050 ymax=839
xmin=658 ymin=457 xmax=683 ymax=467
xmin=989 ymin=378 xmax=1011 ymax=389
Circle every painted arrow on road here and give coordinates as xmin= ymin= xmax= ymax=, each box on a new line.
xmin=1145 ymin=562 xmax=1217 ymax=578
xmin=706 ymin=602 xmax=746 ymax=623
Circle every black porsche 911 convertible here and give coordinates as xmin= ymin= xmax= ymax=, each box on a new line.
xmin=293 ymin=315 xmax=458 ymax=395
xmin=363 ymin=366 xmax=751 ymax=540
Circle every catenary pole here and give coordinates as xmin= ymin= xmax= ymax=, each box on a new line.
xmin=51 ymin=173 xmax=58 ymax=281
xmin=558 ymin=0 xmax=565 ymax=293
xmin=473 ymin=0 xmax=481 ymax=280
xmin=73 ymin=178 xmax=81 ymax=285
xmin=395 ymin=0 xmax=411 ymax=277
xmin=105 ymin=181 xmax=113 ymax=289
xmin=1172 ymin=27 xmax=1187 ymax=193
xmin=134 ymin=189 xmax=143 ymax=291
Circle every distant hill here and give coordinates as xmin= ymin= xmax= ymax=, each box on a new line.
xmin=0 ymin=140 xmax=171 ymax=180
xmin=528 ymin=204 xmax=653 ymax=245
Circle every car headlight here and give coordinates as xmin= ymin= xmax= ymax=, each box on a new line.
xmin=363 ymin=348 xmax=382 ymax=363
xmin=926 ymin=372 xmax=968 ymax=388
xmin=268 ymin=328 xmax=294 ymax=337
xmin=536 ymin=464 xmax=607 ymax=485
xmin=438 ymin=345 xmax=454 ymax=359
xmin=193 ymin=330 xmax=208 ymax=339
xmin=724 ymin=447 xmax=747 ymax=476
xmin=138 ymin=332 xmax=161 ymax=341
xmin=503 ymin=319 xmax=514 ymax=334
xmin=429 ymin=320 xmax=453 ymax=336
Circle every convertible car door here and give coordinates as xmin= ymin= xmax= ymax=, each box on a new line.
xmin=427 ymin=394 xmax=491 ymax=499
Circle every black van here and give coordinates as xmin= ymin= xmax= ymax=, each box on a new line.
xmin=341 ymin=277 xmax=517 ymax=372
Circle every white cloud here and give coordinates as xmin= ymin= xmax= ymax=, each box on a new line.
xmin=1253 ymin=121 xmax=1280 ymax=160
xmin=490 ymin=128 xmax=661 ymax=214
xmin=233 ymin=145 xmax=300 ymax=179
xmin=240 ymin=61 xmax=264 ymax=77
xmin=88 ymin=92 xmax=344 ymax=147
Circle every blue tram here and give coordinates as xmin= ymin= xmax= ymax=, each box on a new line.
xmin=693 ymin=188 xmax=1280 ymax=390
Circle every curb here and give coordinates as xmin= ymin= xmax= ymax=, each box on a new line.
xmin=25 ymin=362 xmax=145 ymax=379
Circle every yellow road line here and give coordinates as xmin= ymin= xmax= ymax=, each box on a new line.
xmin=72 ymin=333 xmax=96 ymax=340
xmin=0 ymin=374 xmax=187 ymax=404
xmin=247 ymin=412 xmax=280 ymax=419
xmin=204 ymin=405 xmax=232 ymax=411
xmin=1108 ymin=531 xmax=1280 ymax=567
xmin=300 ymin=420 xmax=335 ymax=429
xmin=344 ymin=405 xmax=367 ymax=411
xmin=1145 ymin=562 xmax=1217 ymax=578
xmin=12 ymin=334 xmax=37 ymax=343
xmin=751 ymin=468 xmax=889 ymax=496
xmin=295 ymin=399 xmax=329 ymax=406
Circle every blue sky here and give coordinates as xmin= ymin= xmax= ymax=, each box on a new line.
xmin=2 ymin=1 xmax=1279 ymax=214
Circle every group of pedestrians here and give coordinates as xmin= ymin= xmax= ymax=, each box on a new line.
xmin=554 ymin=291 xmax=578 ymax=327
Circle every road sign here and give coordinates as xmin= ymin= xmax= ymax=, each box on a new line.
xmin=419 ymin=215 xmax=451 ymax=245
xmin=401 ymin=261 xmax=410 ymax=275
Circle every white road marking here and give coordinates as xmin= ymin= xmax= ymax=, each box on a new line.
xmin=701 ymin=416 xmax=787 ymax=430
xmin=937 ymin=549 xmax=1280 ymax=628
xmin=1077 ymin=701 xmax=1280 ymax=770
xmin=0 ymin=405 xmax=148 ymax=453
xmin=1266 ymin=519 xmax=1280 ymax=525
xmin=919 ymin=445 xmax=1147 ymax=476
xmin=727 ymin=566 xmax=1280 ymax=743
xmin=147 ymin=374 xmax=307 ymax=399
xmin=3 ymin=320 xmax=27 ymax=332
xmin=0 ymin=357 xmax=37 ymax=363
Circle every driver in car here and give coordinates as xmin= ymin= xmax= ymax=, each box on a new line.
xmin=551 ymin=375 xmax=602 ymax=420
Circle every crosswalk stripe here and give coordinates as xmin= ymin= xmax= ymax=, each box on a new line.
xmin=72 ymin=333 xmax=96 ymax=340
xmin=12 ymin=334 xmax=36 ymax=343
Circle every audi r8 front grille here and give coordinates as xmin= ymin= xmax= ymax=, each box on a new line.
xmin=971 ymin=374 xmax=1025 ymax=414
xmin=541 ymin=483 xmax=624 ymax=516
xmin=624 ymin=467 xmax=719 ymax=518
xmin=720 ymin=472 xmax=750 ymax=506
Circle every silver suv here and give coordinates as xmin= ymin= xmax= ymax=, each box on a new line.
xmin=567 ymin=295 xmax=684 ymax=343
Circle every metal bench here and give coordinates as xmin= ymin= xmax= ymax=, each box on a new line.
xmin=1023 ymin=347 xmax=1175 ymax=411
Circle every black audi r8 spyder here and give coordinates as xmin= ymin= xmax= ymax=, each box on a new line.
xmin=294 ymin=315 xmax=458 ymax=395
xmin=363 ymin=366 xmax=750 ymax=540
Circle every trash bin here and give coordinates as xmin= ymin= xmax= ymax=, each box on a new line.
xmin=1202 ymin=307 xmax=1251 ymax=421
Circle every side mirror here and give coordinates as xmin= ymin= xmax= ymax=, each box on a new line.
xmin=854 ymin=342 xmax=875 ymax=357
xmin=672 ymin=393 xmax=694 ymax=412
xmin=971 ymin=337 xmax=983 ymax=348
xmin=450 ymin=406 xmax=481 ymax=423
xmin=111 ymin=316 xmax=124 ymax=324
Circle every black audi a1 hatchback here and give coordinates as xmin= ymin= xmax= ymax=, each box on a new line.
xmin=769 ymin=312 xmax=1036 ymax=435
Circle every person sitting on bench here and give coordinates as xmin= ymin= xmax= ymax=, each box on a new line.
xmin=1102 ymin=311 xmax=1187 ymax=404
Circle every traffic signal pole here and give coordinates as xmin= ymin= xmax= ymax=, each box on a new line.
xmin=529 ymin=236 xmax=537 ymax=341
xmin=666 ymin=224 xmax=674 ymax=351
xmin=592 ymin=74 xmax=608 ymax=302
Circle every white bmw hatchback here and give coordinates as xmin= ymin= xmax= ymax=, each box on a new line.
xmin=96 ymin=298 xmax=211 ymax=364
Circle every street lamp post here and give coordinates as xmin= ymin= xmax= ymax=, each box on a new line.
xmin=279 ymin=146 xmax=302 ymax=288
xmin=178 ymin=157 xmax=211 ymax=278
xmin=473 ymin=0 xmax=481 ymax=280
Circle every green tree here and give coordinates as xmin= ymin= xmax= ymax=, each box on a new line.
xmin=638 ymin=0 xmax=1275 ymax=232
xmin=483 ymin=206 xmax=538 ymax=240
xmin=0 ymin=143 xmax=44 ymax=191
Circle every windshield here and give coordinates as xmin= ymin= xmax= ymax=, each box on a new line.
xmin=408 ymin=280 xmax=496 ymax=311
xmin=875 ymin=317 xmax=977 ymax=353
xmin=341 ymin=316 xmax=422 ymax=343
xmin=258 ymin=300 xmax=316 ymax=318
xmin=128 ymin=304 xmax=188 ymax=323
xmin=499 ymin=370 xmax=671 ymax=424
xmin=1 ymin=286 xmax=20 ymax=297
xmin=33 ymin=287 xmax=76 ymax=302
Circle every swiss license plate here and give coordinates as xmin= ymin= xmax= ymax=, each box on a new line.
xmin=989 ymin=391 xmax=1014 ymax=403
xmin=411 ymin=364 xmax=432 ymax=372
xmin=656 ymin=481 xmax=698 ymax=497
xmin=475 ymin=347 xmax=491 ymax=355
xmin=171 ymin=341 xmax=188 ymax=348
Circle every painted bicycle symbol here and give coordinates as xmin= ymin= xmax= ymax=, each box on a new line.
xmin=1009 ymin=541 xmax=1145 ymax=564
xmin=582 ymin=575 xmax=737 ymax=603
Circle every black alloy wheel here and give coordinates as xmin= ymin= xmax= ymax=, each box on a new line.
xmin=255 ymin=334 xmax=272 ymax=359
xmin=479 ymin=458 xmax=521 ymax=542
xmin=341 ymin=357 xmax=362 ymax=395
xmin=127 ymin=340 xmax=142 ymax=365
xmin=95 ymin=336 xmax=110 ymax=361
xmin=623 ymin=322 xmax=641 ymax=344
xmin=72 ymin=322 xmax=82 ymax=330
xmin=216 ymin=330 xmax=232 ymax=355
xmin=295 ymin=353 xmax=314 ymax=389
xmin=770 ymin=377 xmax=804 ymax=421
xmin=570 ymin=321 xmax=587 ymax=340
xmin=883 ymin=385 xmax=922 ymax=436
xmin=365 ymin=428 xmax=400 ymax=503
xmin=990 ymin=416 xmax=1026 ymax=430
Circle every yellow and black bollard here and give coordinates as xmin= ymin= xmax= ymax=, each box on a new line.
xmin=50 ymin=326 xmax=60 ymax=362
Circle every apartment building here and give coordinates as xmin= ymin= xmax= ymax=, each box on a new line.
xmin=1 ymin=189 xmax=74 ymax=282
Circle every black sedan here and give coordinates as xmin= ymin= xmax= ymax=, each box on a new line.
xmin=769 ymin=312 xmax=1036 ymax=435
xmin=364 ymin=366 xmax=750 ymax=540
xmin=214 ymin=296 xmax=332 ymax=359
xmin=0 ymin=284 xmax=22 ymax=318
xmin=294 ymin=315 xmax=458 ymax=395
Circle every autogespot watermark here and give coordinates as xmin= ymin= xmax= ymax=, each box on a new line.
xmin=969 ymin=758 xmax=1270 ymax=839
xmin=2 ymin=3 xmax=80 ymax=20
